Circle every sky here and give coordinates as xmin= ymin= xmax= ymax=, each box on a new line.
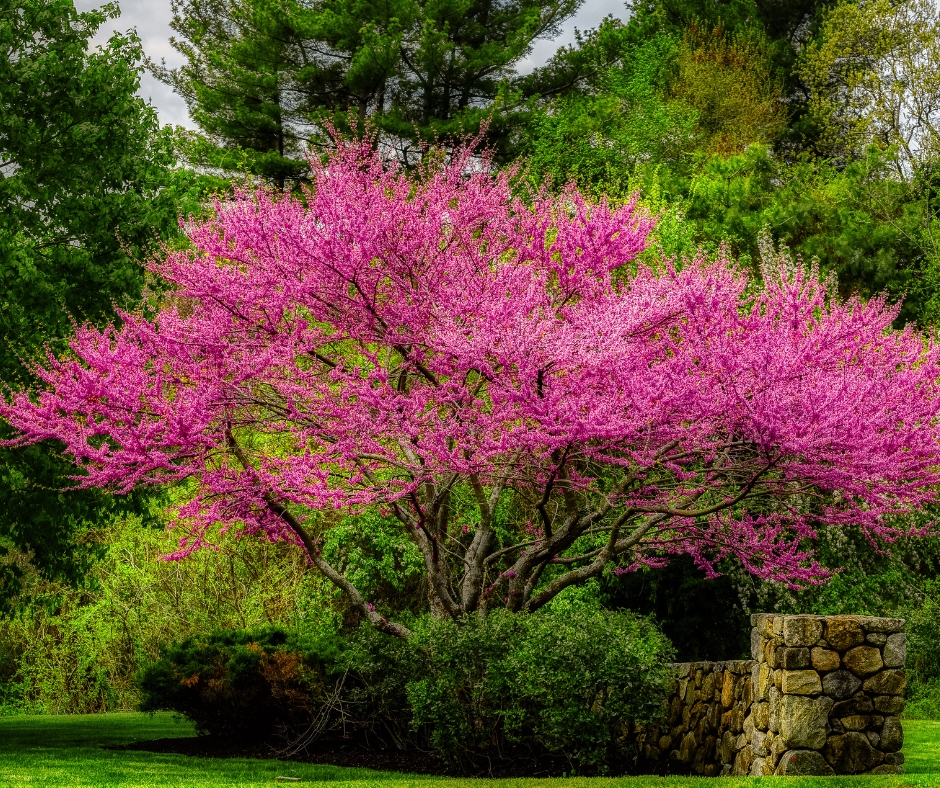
xmin=72 ymin=0 xmax=629 ymax=129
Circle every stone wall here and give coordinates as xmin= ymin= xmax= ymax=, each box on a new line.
xmin=747 ymin=614 xmax=906 ymax=776
xmin=628 ymin=614 xmax=906 ymax=777
xmin=630 ymin=660 xmax=753 ymax=776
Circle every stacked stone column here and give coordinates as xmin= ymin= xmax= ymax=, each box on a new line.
xmin=744 ymin=614 xmax=906 ymax=776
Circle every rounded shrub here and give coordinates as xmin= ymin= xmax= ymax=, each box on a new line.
xmin=138 ymin=608 xmax=674 ymax=772
xmin=137 ymin=627 xmax=345 ymax=740
xmin=404 ymin=607 xmax=675 ymax=772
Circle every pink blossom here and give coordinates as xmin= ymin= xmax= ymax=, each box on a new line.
xmin=4 ymin=138 xmax=940 ymax=637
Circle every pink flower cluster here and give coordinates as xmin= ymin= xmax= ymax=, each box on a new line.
xmin=5 ymin=138 xmax=940 ymax=628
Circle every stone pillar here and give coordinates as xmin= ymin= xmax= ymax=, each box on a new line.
xmin=745 ymin=614 xmax=906 ymax=776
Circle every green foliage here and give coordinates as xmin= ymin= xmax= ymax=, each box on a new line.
xmin=406 ymin=608 xmax=674 ymax=773
xmin=798 ymin=0 xmax=940 ymax=170
xmin=158 ymin=0 xmax=583 ymax=181
xmin=682 ymin=148 xmax=927 ymax=312
xmin=623 ymin=0 xmax=840 ymax=151
xmin=600 ymin=557 xmax=752 ymax=662
xmin=322 ymin=510 xmax=425 ymax=623
xmin=521 ymin=32 xmax=695 ymax=198
xmin=670 ymin=25 xmax=784 ymax=157
xmin=903 ymin=580 xmax=940 ymax=719
xmin=0 ymin=513 xmax=335 ymax=715
xmin=153 ymin=0 xmax=310 ymax=188
xmin=599 ymin=522 xmax=940 ymax=667
xmin=0 ymin=0 xmax=181 ymax=372
xmin=137 ymin=608 xmax=673 ymax=773
xmin=138 ymin=628 xmax=342 ymax=739
xmin=0 ymin=0 xmax=202 ymax=599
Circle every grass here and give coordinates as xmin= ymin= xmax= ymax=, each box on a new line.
xmin=0 ymin=713 xmax=938 ymax=787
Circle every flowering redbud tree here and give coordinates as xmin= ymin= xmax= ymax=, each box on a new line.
xmin=5 ymin=140 xmax=940 ymax=638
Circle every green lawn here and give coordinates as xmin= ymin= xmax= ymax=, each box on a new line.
xmin=0 ymin=713 xmax=938 ymax=787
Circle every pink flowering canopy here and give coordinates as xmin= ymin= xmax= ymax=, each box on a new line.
xmin=5 ymin=139 xmax=940 ymax=637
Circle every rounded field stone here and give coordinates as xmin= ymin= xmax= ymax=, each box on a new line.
xmin=873 ymin=695 xmax=905 ymax=714
xmin=782 ymin=647 xmax=811 ymax=669
xmin=863 ymin=669 xmax=906 ymax=695
xmin=849 ymin=714 xmax=882 ymax=730
xmin=783 ymin=616 xmax=824 ymax=647
xmin=822 ymin=670 xmax=862 ymax=699
xmin=825 ymin=617 xmax=865 ymax=651
xmin=775 ymin=750 xmax=836 ymax=776
xmin=861 ymin=617 xmax=904 ymax=634
xmin=721 ymin=671 xmax=735 ymax=707
xmin=840 ymin=715 xmax=869 ymax=731
xmin=811 ymin=647 xmax=840 ymax=672
xmin=880 ymin=716 xmax=903 ymax=752
xmin=753 ymin=701 xmax=770 ymax=729
xmin=781 ymin=669 xmax=822 ymax=695
xmin=883 ymin=633 xmax=906 ymax=668
xmin=823 ymin=732 xmax=885 ymax=773
xmin=778 ymin=695 xmax=833 ymax=749
xmin=843 ymin=646 xmax=883 ymax=676
xmin=720 ymin=730 xmax=735 ymax=764
xmin=765 ymin=640 xmax=781 ymax=667
xmin=868 ymin=764 xmax=903 ymax=775
xmin=831 ymin=696 xmax=874 ymax=717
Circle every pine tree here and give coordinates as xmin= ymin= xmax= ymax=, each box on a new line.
xmin=155 ymin=0 xmax=581 ymax=178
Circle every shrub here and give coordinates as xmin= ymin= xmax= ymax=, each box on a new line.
xmin=903 ymin=579 xmax=940 ymax=719
xmin=405 ymin=608 xmax=675 ymax=772
xmin=138 ymin=608 xmax=674 ymax=773
xmin=137 ymin=628 xmax=345 ymax=740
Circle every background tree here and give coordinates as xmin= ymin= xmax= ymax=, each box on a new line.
xmin=520 ymin=32 xmax=698 ymax=198
xmin=621 ymin=0 xmax=842 ymax=152
xmin=156 ymin=0 xmax=581 ymax=181
xmin=799 ymin=0 xmax=940 ymax=175
xmin=670 ymin=25 xmax=784 ymax=156
xmin=519 ymin=23 xmax=785 ymax=195
xmin=152 ymin=0 xmax=314 ymax=187
xmin=0 ymin=0 xmax=189 ymax=604
xmin=6 ymin=141 xmax=940 ymax=638
xmin=373 ymin=0 xmax=580 ymax=155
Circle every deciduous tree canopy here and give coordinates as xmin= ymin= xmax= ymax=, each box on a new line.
xmin=5 ymin=142 xmax=940 ymax=636
xmin=0 ymin=0 xmax=184 ymax=600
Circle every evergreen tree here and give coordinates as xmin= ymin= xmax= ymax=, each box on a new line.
xmin=153 ymin=0 xmax=311 ymax=187
xmin=155 ymin=0 xmax=582 ymax=178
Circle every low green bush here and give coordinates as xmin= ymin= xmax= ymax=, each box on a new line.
xmin=137 ymin=608 xmax=674 ymax=773
xmin=405 ymin=608 xmax=675 ymax=772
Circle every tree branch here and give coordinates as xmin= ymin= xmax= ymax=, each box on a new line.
xmin=225 ymin=429 xmax=410 ymax=637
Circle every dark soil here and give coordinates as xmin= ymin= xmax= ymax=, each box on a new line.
xmin=114 ymin=732 xmax=582 ymax=778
